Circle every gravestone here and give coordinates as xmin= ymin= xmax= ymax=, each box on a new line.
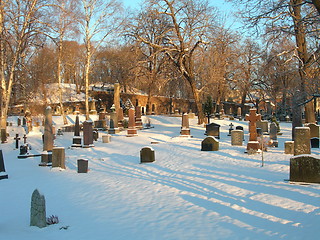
xmin=0 ymin=150 xmax=8 ymax=180
xmin=52 ymin=147 xmax=65 ymax=169
xmin=108 ymin=112 xmax=120 ymax=134
xmin=305 ymin=101 xmax=316 ymax=124
xmin=89 ymin=100 xmax=97 ymax=115
xmin=127 ymin=108 xmax=137 ymax=137
xmin=306 ymin=123 xmax=320 ymax=139
xmin=311 ymin=137 xmax=319 ymax=148
xmin=102 ymin=134 xmax=111 ymax=143
xmin=256 ymin=128 xmax=262 ymax=137
xmin=290 ymin=155 xmax=320 ymax=183
xmin=135 ymin=106 xmax=143 ymax=129
xmin=93 ymin=130 xmax=98 ymax=141
xmin=73 ymin=104 xmax=80 ymax=115
xmin=269 ymin=122 xmax=278 ymax=147
xmin=14 ymin=134 xmax=20 ymax=149
xmin=228 ymin=123 xmax=234 ymax=136
xmin=83 ymin=120 xmax=94 ymax=147
xmin=257 ymin=120 xmax=268 ymax=133
xmin=20 ymin=144 xmax=29 ymax=155
xmin=118 ymin=107 xmax=124 ymax=129
xmin=39 ymin=151 xmax=52 ymax=167
xmin=140 ymin=147 xmax=155 ymax=163
xmin=236 ymin=126 xmax=244 ymax=131
xmin=1 ymin=128 xmax=7 ymax=143
xmin=30 ymin=189 xmax=47 ymax=228
xmin=74 ymin=115 xmax=80 ymax=136
xmin=43 ymin=107 xmax=54 ymax=152
xmin=245 ymin=108 xmax=261 ymax=152
xmin=77 ymin=159 xmax=88 ymax=173
xmin=294 ymin=127 xmax=311 ymax=156
xmin=201 ymin=136 xmax=219 ymax=151
xmin=23 ymin=134 xmax=27 ymax=144
xmin=285 ymin=141 xmax=294 ymax=154
xmin=231 ymin=130 xmax=243 ymax=146
xmin=23 ymin=117 xmax=27 ymax=126
xmin=72 ymin=115 xmax=81 ymax=147
xmin=205 ymin=123 xmax=220 ymax=139
xmin=237 ymin=107 xmax=242 ymax=119
xmin=180 ymin=113 xmax=191 ymax=136
xmin=17 ymin=118 xmax=21 ymax=126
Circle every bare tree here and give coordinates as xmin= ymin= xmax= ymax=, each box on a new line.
xmin=130 ymin=8 xmax=171 ymax=113
xmin=79 ymin=0 xmax=124 ymax=119
xmin=228 ymin=0 xmax=320 ymax=134
xmin=138 ymin=0 xmax=217 ymax=124
xmin=50 ymin=0 xmax=80 ymax=124
xmin=0 ymin=0 xmax=49 ymax=130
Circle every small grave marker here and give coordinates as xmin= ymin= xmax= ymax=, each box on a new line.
xmin=77 ymin=159 xmax=88 ymax=173
xmin=30 ymin=189 xmax=47 ymax=228
xmin=14 ymin=134 xmax=20 ymax=149
xmin=201 ymin=136 xmax=219 ymax=151
xmin=140 ymin=147 xmax=155 ymax=163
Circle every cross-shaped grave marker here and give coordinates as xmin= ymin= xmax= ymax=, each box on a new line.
xmin=23 ymin=134 xmax=27 ymax=144
xmin=14 ymin=134 xmax=20 ymax=149
xmin=245 ymin=108 xmax=261 ymax=152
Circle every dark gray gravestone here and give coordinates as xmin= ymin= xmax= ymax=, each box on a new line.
xmin=256 ymin=128 xmax=262 ymax=137
xmin=20 ymin=144 xmax=28 ymax=155
xmin=17 ymin=118 xmax=21 ymax=126
xmin=228 ymin=123 xmax=234 ymax=136
xmin=0 ymin=150 xmax=8 ymax=180
xmin=140 ymin=147 xmax=155 ymax=163
xmin=269 ymin=122 xmax=278 ymax=147
xmin=14 ymin=134 xmax=20 ymax=149
xmin=290 ymin=155 xmax=320 ymax=183
xmin=311 ymin=137 xmax=319 ymax=148
xmin=83 ymin=120 xmax=94 ymax=147
xmin=74 ymin=115 xmax=80 ymax=137
xmin=77 ymin=159 xmax=88 ymax=173
xmin=205 ymin=123 xmax=220 ymax=139
xmin=236 ymin=126 xmax=244 ymax=131
xmin=201 ymin=136 xmax=219 ymax=151
xmin=30 ymin=189 xmax=47 ymax=228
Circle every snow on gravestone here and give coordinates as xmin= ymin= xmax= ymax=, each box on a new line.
xmin=140 ymin=147 xmax=155 ymax=163
xmin=294 ymin=127 xmax=311 ymax=156
xmin=201 ymin=136 xmax=219 ymax=151
xmin=30 ymin=189 xmax=47 ymax=228
xmin=180 ymin=113 xmax=191 ymax=136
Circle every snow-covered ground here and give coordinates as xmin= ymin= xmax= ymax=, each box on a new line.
xmin=1 ymin=115 xmax=319 ymax=240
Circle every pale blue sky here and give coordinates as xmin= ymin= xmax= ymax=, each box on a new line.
xmin=122 ymin=0 xmax=240 ymax=29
